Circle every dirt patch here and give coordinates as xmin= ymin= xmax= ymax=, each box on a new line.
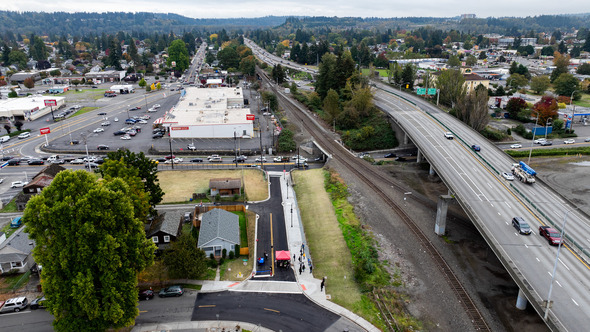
xmin=158 ymin=169 xmax=268 ymax=203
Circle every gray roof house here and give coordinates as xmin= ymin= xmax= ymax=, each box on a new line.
xmin=197 ymin=209 xmax=240 ymax=258
xmin=146 ymin=212 xmax=182 ymax=251
xmin=0 ymin=227 xmax=35 ymax=274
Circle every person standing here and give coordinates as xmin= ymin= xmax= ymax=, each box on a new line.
xmin=320 ymin=277 xmax=326 ymax=292
xmin=299 ymin=264 xmax=302 ymax=275
xmin=310 ymin=265 xmax=313 ymax=274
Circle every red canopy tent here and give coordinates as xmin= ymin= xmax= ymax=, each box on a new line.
xmin=275 ymin=250 xmax=291 ymax=261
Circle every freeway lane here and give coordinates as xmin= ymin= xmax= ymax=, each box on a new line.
xmin=374 ymin=88 xmax=590 ymax=331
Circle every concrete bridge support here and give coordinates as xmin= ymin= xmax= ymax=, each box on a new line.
xmin=416 ymin=149 xmax=423 ymax=163
xmin=429 ymin=164 xmax=436 ymax=176
xmin=516 ymin=288 xmax=528 ymax=310
xmin=403 ymin=132 xmax=409 ymax=145
xmin=435 ymin=195 xmax=453 ymax=235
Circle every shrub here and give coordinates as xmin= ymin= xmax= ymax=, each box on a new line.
xmin=219 ymin=258 xmax=225 ymax=266
xmin=209 ymin=253 xmax=214 ymax=260
xmin=229 ymin=251 xmax=235 ymax=259
xmin=234 ymin=245 xmax=240 ymax=257
xmin=480 ymin=127 xmax=508 ymax=141
xmin=222 ymin=248 xmax=227 ymax=259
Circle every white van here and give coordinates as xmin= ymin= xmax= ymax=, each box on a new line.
xmin=0 ymin=135 xmax=9 ymax=143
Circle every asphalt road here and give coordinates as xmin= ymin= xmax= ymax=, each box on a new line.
xmin=192 ymin=291 xmax=341 ymax=331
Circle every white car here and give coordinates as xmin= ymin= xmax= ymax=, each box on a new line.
xmin=207 ymin=154 xmax=220 ymax=160
xmin=153 ymin=104 xmax=161 ymax=109
xmin=510 ymin=144 xmax=522 ymax=149
xmin=70 ymin=159 xmax=85 ymax=164
xmin=255 ymin=157 xmax=267 ymax=162
xmin=444 ymin=132 xmax=454 ymax=139
xmin=93 ymin=128 xmax=104 ymax=133
xmin=164 ymin=158 xmax=183 ymax=164
xmin=564 ymin=139 xmax=575 ymax=144
xmin=18 ymin=132 xmax=31 ymax=139
xmin=147 ymin=108 xmax=157 ymax=112
xmin=101 ymin=121 xmax=111 ymax=126
xmin=113 ymin=117 xmax=119 ymax=122
xmin=11 ymin=181 xmax=29 ymax=188
xmin=501 ymin=172 xmax=514 ymax=181
xmin=138 ymin=120 xmax=148 ymax=124
xmin=120 ymin=134 xmax=131 ymax=140
xmin=534 ymin=138 xmax=546 ymax=144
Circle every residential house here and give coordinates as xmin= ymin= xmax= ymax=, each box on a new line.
xmin=146 ymin=212 xmax=182 ymax=250
xmin=197 ymin=209 xmax=240 ymax=258
xmin=16 ymin=164 xmax=65 ymax=210
xmin=432 ymin=67 xmax=490 ymax=95
xmin=209 ymin=178 xmax=241 ymax=197
xmin=0 ymin=227 xmax=35 ymax=274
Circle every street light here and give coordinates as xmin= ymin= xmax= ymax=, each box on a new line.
xmin=544 ymin=208 xmax=578 ymax=320
xmin=544 ymin=119 xmax=552 ymax=141
xmin=527 ymin=111 xmax=541 ymax=165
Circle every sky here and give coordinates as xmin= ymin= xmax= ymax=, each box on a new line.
xmin=5 ymin=0 xmax=590 ymax=19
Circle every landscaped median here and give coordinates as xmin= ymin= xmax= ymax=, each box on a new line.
xmin=293 ymin=168 xmax=422 ymax=331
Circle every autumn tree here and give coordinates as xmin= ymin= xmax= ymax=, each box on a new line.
xmin=23 ymin=77 xmax=35 ymax=89
xmin=533 ymin=96 xmax=559 ymax=125
xmin=530 ymin=75 xmax=550 ymax=94
xmin=24 ymin=170 xmax=156 ymax=332
xmin=506 ymin=97 xmax=529 ymax=120
xmin=239 ymin=55 xmax=256 ymax=76
xmin=550 ymin=52 xmax=570 ymax=82
xmin=455 ymin=85 xmax=490 ymax=131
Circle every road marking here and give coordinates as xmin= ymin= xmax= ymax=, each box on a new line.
xmin=556 ymin=280 xmax=562 ymax=288
xmin=505 ymin=221 xmax=509 ymax=225
xmin=487 ymin=182 xmax=493 ymax=189
xmin=264 ymin=308 xmax=280 ymax=313
xmin=524 ymin=244 xmax=529 ymax=249
xmin=559 ymin=258 xmax=570 ymax=271
xmin=572 ymin=298 xmax=579 ymax=306
xmin=505 ymin=202 xmax=511 ymax=209
xmin=139 ymin=310 xmax=148 ymax=313
xmin=198 ymin=305 xmax=216 ymax=308
xmin=536 ymin=257 xmax=540 ymax=262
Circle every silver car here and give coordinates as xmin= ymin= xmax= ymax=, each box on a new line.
xmin=502 ymin=172 xmax=514 ymax=181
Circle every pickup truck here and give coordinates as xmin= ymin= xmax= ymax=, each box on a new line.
xmin=539 ymin=226 xmax=563 ymax=246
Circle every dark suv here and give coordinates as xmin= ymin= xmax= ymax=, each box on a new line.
xmin=512 ymin=217 xmax=531 ymax=235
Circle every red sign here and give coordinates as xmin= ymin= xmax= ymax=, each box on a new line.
xmin=246 ymin=114 xmax=255 ymax=121
xmin=44 ymin=100 xmax=57 ymax=107
xmin=171 ymin=127 xmax=189 ymax=131
xmin=40 ymin=127 xmax=51 ymax=135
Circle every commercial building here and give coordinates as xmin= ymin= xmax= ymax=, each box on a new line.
xmin=0 ymin=96 xmax=66 ymax=121
xmin=162 ymin=87 xmax=253 ymax=139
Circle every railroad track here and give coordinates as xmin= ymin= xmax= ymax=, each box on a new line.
xmin=257 ymin=69 xmax=491 ymax=331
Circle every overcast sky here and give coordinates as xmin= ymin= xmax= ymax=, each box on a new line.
xmin=5 ymin=1 xmax=590 ymax=19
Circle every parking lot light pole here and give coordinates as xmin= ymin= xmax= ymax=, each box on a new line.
xmin=168 ymin=136 xmax=174 ymax=169
xmin=527 ymin=112 xmax=540 ymax=164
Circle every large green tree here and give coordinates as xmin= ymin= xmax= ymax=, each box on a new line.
xmin=216 ymin=45 xmax=239 ymax=69
xmin=239 ymin=55 xmax=256 ymax=76
xmin=323 ymin=89 xmax=341 ymax=123
xmin=506 ymin=73 xmax=529 ymax=90
xmin=167 ymin=39 xmax=189 ymax=72
xmin=104 ymin=150 xmax=164 ymax=210
xmin=436 ymin=69 xmax=466 ymax=107
xmin=530 ymin=75 xmax=551 ymax=94
xmin=553 ymin=73 xmax=581 ymax=100
xmin=163 ymin=233 xmax=207 ymax=279
xmin=24 ymin=170 xmax=156 ymax=332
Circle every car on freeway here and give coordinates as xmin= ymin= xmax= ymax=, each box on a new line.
xmin=10 ymin=181 xmax=29 ymax=188
xmin=501 ymin=172 xmax=514 ymax=181
xmin=138 ymin=289 xmax=154 ymax=300
xmin=585 ymin=137 xmax=590 ymax=142
xmin=233 ymin=156 xmax=247 ymax=163
xmin=540 ymin=140 xmax=553 ymax=146
xmin=27 ymin=159 xmax=44 ymax=165
xmin=207 ymin=154 xmax=220 ymax=160
xmin=18 ymin=132 xmax=31 ymax=139
xmin=564 ymin=139 xmax=575 ymax=144
xmin=444 ymin=132 xmax=454 ymax=139
xmin=190 ymin=158 xmax=203 ymax=162
xmin=97 ymin=112 xmax=107 ymax=116
xmin=164 ymin=158 xmax=183 ymax=164
xmin=159 ymin=285 xmax=184 ymax=297
xmin=50 ymin=159 xmax=65 ymax=164
xmin=113 ymin=130 xmax=127 ymax=136
xmin=209 ymin=156 xmax=223 ymax=162
xmin=164 ymin=155 xmax=176 ymax=160
xmin=384 ymin=153 xmax=396 ymax=158
xmin=534 ymin=138 xmax=546 ymax=144
xmin=471 ymin=145 xmax=481 ymax=152
xmin=539 ymin=226 xmax=563 ymax=246
xmin=120 ymin=134 xmax=131 ymax=140
xmin=97 ymin=145 xmax=109 ymax=150
xmin=93 ymin=128 xmax=104 ymax=133
xmin=512 ymin=217 xmax=532 ymax=235
xmin=510 ymin=144 xmax=522 ymax=149
xmin=70 ymin=159 xmax=85 ymax=164
xmin=152 ymin=132 xmax=164 ymax=139
xmin=255 ymin=157 xmax=267 ymax=162
xmin=129 ymin=106 xmax=141 ymax=111
xmin=30 ymin=296 xmax=46 ymax=310
xmin=84 ymin=162 xmax=100 ymax=168
xmin=101 ymin=121 xmax=111 ymax=126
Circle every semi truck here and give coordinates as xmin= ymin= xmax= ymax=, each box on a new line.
xmin=511 ymin=161 xmax=536 ymax=184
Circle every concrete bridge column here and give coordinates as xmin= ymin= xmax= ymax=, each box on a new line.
xmin=516 ymin=288 xmax=528 ymax=310
xmin=403 ymin=132 xmax=409 ymax=145
xmin=435 ymin=195 xmax=453 ymax=235
xmin=429 ymin=164 xmax=436 ymax=176
xmin=416 ymin=149 xmax=423 ymax=163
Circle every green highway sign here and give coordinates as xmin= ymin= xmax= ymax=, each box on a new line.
xmin=428 ymin=88 xmax=437 ymax=95
xmin=417 ymin=88 xmax=426 ymax=95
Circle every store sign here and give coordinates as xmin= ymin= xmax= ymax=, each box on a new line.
xmin=246 ymin=114 xmax=255 ymax=121
xmin=171 ymin=127 xmax=189 ymax=130
xmin=44 ymin=99 xmax=57 ymax=107
xmin=40 ymin=127 xmax=51 ymax=135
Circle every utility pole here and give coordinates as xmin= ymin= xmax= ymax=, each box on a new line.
xmin=258 ymin=118 xmax=264 ymax=170
xmin=234 ymin=130 xmax=238 ymax=167
xmin=168 ymin=135 xmax=174 ymax=169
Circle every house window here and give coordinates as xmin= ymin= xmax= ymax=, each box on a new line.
xmin=152 ymin=236 xmax=159 ymax=243
xmin=11 ymin=261 xmax=22 ymax=268
xmin=163 ymin=235 xmax=170 ymax=243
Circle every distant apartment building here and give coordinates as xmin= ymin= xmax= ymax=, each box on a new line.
xmin=461 ymin=14 xmax=476 ymax=19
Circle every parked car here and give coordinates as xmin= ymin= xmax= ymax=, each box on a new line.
xmin=138 ymin=290 xmax=154 ymax=300
xmin=564 ymin=139 xmax=575 ymax=144
xmin=125 ymin=119 xmax=137 ymax=125
xmin=153 ymin=104 xmax=161 ymax=109
xmin=0 ymin=297 xmax=28 ymax=313
xmin=0 ymin=135 xmax=10 ymax=143
xmin=93 ymin=128 xmax=104 ymax=133
xmin=152 ymin=132 xmax=164 ymax=139
xmin=10 ymin=181 xmax=28 ymax=188
xmin=512 ymin=217 xmax=532 ymax=235
xmin=510 ymin=144 xmax=522 ymax=149
xmin=501 ymin=172 xmax=514 ymax=181
xmin=97 ymin=144 xmax=110 ymax=150
xmin=30 ymin=296 xmax=46 ymax=310
xmin=120 ymin=134 xmax=131 ymax=140
xmin=18 ymin=132 xmax=31 ymax=139
xmin=10 ymin=216 xmax=22 ymax=228
xmin=159 ymin=285 xmax=184 ymax=297
xmin=187 ymin=143 xmax=197 ymax=151
xmin=27 ymin=159 xmax=44 ymax=165
xmin=534 ymin=138 xmax=546 ymax=144
xmin=113 ymin=130 xmax=127 ymax=136
xmin=113 ymin=117 xmax=119 ymax=122
xmin=539 ymin=226 xmax=563 ymax=246
xmin=471 ymin=145 xmax=481 ymax=152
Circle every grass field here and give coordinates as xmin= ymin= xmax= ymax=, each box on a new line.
xmin=292 ymin=169 xmax=362 ymax=309
xmin=158 ymin=169 xmax=268 ymax=203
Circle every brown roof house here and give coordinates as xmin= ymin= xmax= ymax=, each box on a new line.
xmin=209 ymin=178 xmax=241 ymax=197
xmin=16 ymin=164 xmax=66 ymax=211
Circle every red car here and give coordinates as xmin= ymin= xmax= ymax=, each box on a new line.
xmin=164 ymin=155 xmax=176 ymax=160
xmin=138 ymin=289 xmax=154 ymax=300
xmin=539 ymin=226 xmax=563 ymax=246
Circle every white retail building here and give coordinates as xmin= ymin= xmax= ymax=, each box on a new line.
xmin=163 ymin=87 xmax=253 ymax=139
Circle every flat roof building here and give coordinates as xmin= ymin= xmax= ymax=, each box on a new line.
xmin=0 ymin=95 xmax=66 ymax=121
xmin=163 ymin=87 xmax=253 ymax=139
